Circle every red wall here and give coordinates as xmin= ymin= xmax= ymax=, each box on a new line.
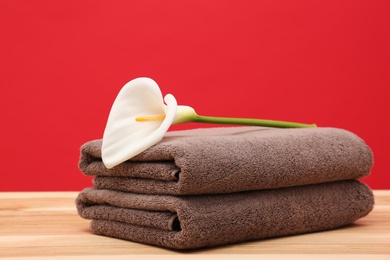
xmin=1 ymin=0 xmax=389 ymax=191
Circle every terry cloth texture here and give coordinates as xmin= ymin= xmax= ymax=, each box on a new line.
xmin=79 ymin=127 xmax=373 ymax=195
xmin=76 ymin=180 xmax=374 ymax=250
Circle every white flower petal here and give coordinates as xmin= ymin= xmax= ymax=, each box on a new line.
xmin=173 ymin=105 xmax=197 ymax=124
xmin=101 ymin=78 xmax=177 ymax=169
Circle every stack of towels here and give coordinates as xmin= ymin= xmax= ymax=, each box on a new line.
xmin=76 ymin=126 xmax=374 ymax=250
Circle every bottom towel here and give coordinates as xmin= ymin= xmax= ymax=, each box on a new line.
xmin=76 ymin=180 xmax=374 ymax=250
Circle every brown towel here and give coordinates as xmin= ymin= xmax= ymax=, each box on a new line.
xmin=76 ymin=180 xmax=374 ymax=250
xmin=79 ymin=127 xmax=373 ymax=195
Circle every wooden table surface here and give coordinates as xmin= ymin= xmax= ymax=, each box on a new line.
xmin=1 ymin=190 xmax=389 ymax=259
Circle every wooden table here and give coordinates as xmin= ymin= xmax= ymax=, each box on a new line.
xmin=1 ymin=191 xmax=389 ymax=259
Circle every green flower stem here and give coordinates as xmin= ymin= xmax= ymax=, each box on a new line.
xmin=192 ymin=115 xmax=317 ymax=128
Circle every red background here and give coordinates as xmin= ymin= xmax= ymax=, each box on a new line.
xmin=1 ymin=0 xmax=389 ymax=191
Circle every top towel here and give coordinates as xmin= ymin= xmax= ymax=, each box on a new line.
xmin=79 ymin=127 xmax=373 ymax=195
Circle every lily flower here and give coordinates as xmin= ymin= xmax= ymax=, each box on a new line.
xmin=101 ymin=78 xmax=177 ymax=169
xmin=102 ymin=77 xmax=316 ymax=168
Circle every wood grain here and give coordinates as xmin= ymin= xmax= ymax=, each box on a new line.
xmin=1 ymin=191 xmax=389 ymax=258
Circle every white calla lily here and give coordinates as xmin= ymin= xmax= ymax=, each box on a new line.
xmin=102 ymin=77 xmax=316 ymax=168
xmin=102 ymin=77 xmax=178 ymax=168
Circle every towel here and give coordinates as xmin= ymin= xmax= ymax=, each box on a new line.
xmin=76 ymin=180 xmax=374 ymax=250
xmin=79 ymin=127 xmax=373 ymax=195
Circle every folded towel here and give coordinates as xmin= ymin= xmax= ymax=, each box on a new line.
xmin=76 ymin=180 xmax=374 ymax=250
xmin=79 ymin=127 xmax=373 ymax=195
